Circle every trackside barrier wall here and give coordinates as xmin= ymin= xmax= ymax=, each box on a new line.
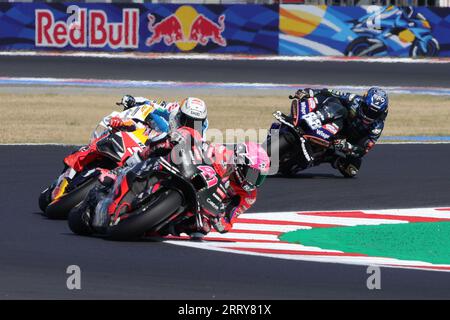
xmin=0 ymin=3 xmax=279 ymax=54
xmin=0 ymin=3 xmax=449 ymax=56
xmin=280 ymin=5 xmax=450 ymax=57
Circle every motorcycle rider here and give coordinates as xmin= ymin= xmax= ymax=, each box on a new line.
xmin=115 ymin=95 xmax=209 ymax=141
xmin=292 ymin=87 xmax=388 ymax=177
xmin=82 ymin=126 xmax=270 ymax=240
xmin=64 ymin=95 xmax=208 ymax=175
xmin=135 ymin=127 xmax=270 ymax=238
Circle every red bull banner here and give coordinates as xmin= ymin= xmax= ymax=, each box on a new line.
xmin=0 ymin=3 xmax=279 ymax=54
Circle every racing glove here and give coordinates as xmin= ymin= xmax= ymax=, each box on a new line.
xmin=301 ymin=112 xmax=322 ymax=130
xmin=211 ymin=206 xmax=239 ymax=234
xmin=109 ymin=117 xmax=124 ymax=128
xmin=292 ymin=88 xmax=314 ymax=100
xmin=333 ymin=139 xmax=362 ymax=158
xmin=109 ymin=117 xmax=135 ymax=130
xmin=211 ymin=215 xmax=233 ymax=234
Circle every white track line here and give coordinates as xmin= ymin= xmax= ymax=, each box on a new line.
xmin=1 ymin=76 xmax=449 ymax=96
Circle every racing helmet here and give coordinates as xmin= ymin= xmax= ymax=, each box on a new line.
xmin=179 ymin=97 xmax=208 ymax=133
xmin=117 ymin=95 xmax=136 ymax=110
xmin=234 ymin=142 xmax=270 ymax=192
xmin=359 ymin=87 xmax=389 ymax=124
xmin=404 ymin=6 xmax=414 ymax=19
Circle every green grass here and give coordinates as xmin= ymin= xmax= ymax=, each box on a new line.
xmin=279 ymin=222 xmax=450 ymax=265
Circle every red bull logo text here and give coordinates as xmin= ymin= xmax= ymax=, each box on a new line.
xmin=35 ymin=8 xmax=139 ymax=49
xmin=146 ymin=5 xmax=226 ymax=51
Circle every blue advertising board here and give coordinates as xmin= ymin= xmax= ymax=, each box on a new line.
xmin=280 ymin=5 xmax=450 ymax=57
xmin=0 ymin=3 xmax=279 ymax=54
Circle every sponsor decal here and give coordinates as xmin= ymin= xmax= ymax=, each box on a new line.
xmin=372 ymin=128 xmax=382 ymax=135
xmin=35 ymin=8 xmax=139 ymax=49
xmin=307 ymin=97 xmax=317 ymax=111
xmin=314 ymin=128 xmax=330 ymax=140
xmin=146 ymin=5 xmax=226 ymax=51
xmin=206 ymin=197 xmax=220 ymax=210
xmin=300 ymin=101 xmax=307 ymax=115
xmin=299 ymin=138 xmax=312 ymax=162
xmin=323 ymin=123 xmax=339 ymax=135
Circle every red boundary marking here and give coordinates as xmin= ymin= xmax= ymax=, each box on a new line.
xmin=230 ymin=229 xmax=283 ymax=236
xmin=297 ymin=211 xmax=450 ymax=223
xmin=236 ymin=218 xmax=339 ymax=228
xmin=435 ymin=208 xmax=450 ymax=211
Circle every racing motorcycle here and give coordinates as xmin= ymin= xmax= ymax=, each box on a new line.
xmin=68 ymin=132 xmax=227 ymax=240
xmin=345 ymin=6 xmax=439 ymax=57
xmin=263 ymin=97 xmax=359 ymax=178
xmin=39 ymin=112 xmax=151 ymax=219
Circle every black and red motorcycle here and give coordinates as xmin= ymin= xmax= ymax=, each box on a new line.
xmin=68 ymin=130 xmax=228 ymax=240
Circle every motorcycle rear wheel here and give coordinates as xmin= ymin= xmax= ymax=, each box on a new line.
xmin=264 ymin=131 xmax=299 ymax=175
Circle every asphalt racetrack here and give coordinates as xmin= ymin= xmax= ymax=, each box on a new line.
xmin=1 ymin=56 xmax=450 ymax=299
xmin=1 ymin=144 xmax=450 ymax=299
xmin=2 ymin=55 xmax=450 ymax=87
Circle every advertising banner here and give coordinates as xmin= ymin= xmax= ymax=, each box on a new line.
xmin=0 ymin=3 xmax=279 ymax=54
xmin=280 ymin=5 xmax=450 ymax=57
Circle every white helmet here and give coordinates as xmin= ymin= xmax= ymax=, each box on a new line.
xmin=181 ymin=97 xmax=207 ymax=119
xmin=179 ymin=97 xmax=208 ymax=130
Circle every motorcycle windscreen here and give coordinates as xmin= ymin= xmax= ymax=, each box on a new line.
xmin=90 ymin=124 xmax=109 ymax=143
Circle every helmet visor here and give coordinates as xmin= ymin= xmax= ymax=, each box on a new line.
xmin=180 ymin=113 xmax=204 ymax=132
xmin=360 ymin=103 xmax=379 ymax=122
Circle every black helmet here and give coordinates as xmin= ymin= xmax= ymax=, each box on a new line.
xmin=116 ymin=95 xmax=136 ymax=110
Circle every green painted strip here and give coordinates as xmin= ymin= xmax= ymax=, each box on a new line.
xmin=279 ymin=222 xmax=450 ymax=265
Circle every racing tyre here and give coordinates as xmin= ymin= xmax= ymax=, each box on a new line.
xmin=68 ymin=202 xmax=94 ymax=236
xmin=263 ymin=131 xmax=298 ymax=175
xmin=38 ymin=186 xmax=53 ymax=213
xmin=107 ymin=189 xmax=183 ymax=241
xmin=410 ymin=38 xmax=439 ymax=57
xmin=345 ymin=37 xmax=387 ymax=56
xmin=45 ymin=177 xmax=99 ymax=220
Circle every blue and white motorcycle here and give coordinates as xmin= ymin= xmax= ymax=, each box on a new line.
xmin=345 ymin=6 xmax=439 ymax=57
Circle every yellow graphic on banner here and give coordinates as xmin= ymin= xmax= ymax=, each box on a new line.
xmin=175 ymin=6 xmax=199 ymax=51
xmin=280 ymin=6 xmax=324 ymax=37
xmin=398 ymin=29 xmax=416 ymax=43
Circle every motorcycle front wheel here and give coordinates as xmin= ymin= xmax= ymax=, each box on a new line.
xmin=410 ymin=38 xmax=439 ymax=57
xmin=106 ymin=188 xmax=183 ymax=241
xmin=38 ymin=185 xmax=54 ymax=213
xmin=45 ymin=176 xmax=99 ymax=220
